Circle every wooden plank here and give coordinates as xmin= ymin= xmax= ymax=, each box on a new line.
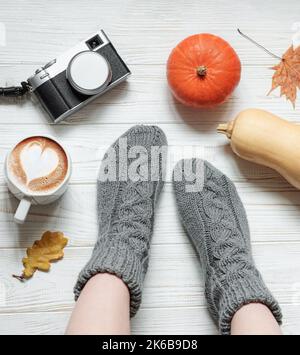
xmin=0 ymin=64 xmax=297 ymax=125
xmin=0 ymin=122 xmax=298 ymax=185
xmin=0 ymin=183 xmax=300 ymax=248
xmin=0 ymin=0 xmax=297 ymax=66
xmin=0 ymin=242 xmax=299 ymax=314
xmin=0 ymin=308 xmax=217 ymax=335
xmin=0 ymin=303 xmax=299 ymax=335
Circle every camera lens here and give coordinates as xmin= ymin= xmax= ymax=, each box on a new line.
xmin=67 ymin=51 xmax=112 ymax=95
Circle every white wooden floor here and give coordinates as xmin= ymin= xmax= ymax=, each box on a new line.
xmin=0 ymin=0 xmax=300 ymax=335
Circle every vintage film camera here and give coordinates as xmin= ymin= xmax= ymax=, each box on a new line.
xmin=1 ymin=30 xmax=131 ymax=123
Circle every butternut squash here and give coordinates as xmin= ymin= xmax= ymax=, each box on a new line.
xmin=217 ymin=108 xmax=300 ymax=189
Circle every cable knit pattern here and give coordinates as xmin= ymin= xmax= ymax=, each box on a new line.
xmin=173 ymin=159 xmax=282 ymax=335
xmin=109 ymin=181 xmax=154 ymax=261
xmin=74 ymin=125 xmax=167 ymax=317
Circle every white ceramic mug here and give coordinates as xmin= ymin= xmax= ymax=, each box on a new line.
xmin=4 ymin=135 xmax=72 ymax=224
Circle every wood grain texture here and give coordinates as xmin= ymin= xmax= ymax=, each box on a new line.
xmin=1 ymin=123 xmax=300 ymax=186
xmin=1 ymin=304 xmax=300 ymax=335
xmin=0 ymin=243 xmax=300 ymax=314
xmin=0 ymin=0 xmax=298 ymax=66
xmin=0 ymin=65 xmax=299 ymax=125
xmin=0 ymin=0 xmax=300 ymax=335
xmin=1 ymin=184 xmax=300 ymax=248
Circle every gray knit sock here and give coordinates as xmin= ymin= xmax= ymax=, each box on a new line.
xmin=173 ymin=159 xmax=282 ymax=335
xmin=74 ymin=125 xmax=167 ymax=317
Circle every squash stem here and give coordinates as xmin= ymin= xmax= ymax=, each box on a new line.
xmin=217 ymin=123 xmax=232 ymax=138
xmin=197 ymin=66 xmax=207 ymax=77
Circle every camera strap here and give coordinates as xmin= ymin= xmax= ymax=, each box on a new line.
xmin=0 ymin=81 xmax=31 ymax=97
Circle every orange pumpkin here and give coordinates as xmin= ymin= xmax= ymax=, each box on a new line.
xmin=167 ymin=34 xmax=241 ymax=108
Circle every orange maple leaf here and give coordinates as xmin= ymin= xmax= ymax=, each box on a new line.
xmin=269 ymin=46 xmax=300 ymax=108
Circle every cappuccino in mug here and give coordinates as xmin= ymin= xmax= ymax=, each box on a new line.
xmin=7 ymin=137 xmax=68 ymax=194
xmin=4 ymin=135 xmax=71 ymax=224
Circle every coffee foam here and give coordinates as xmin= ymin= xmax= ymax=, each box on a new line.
xmin=8 ymin=137 xmax=68 ymax=194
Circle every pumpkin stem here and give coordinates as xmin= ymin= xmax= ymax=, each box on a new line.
xmin=197 ymin=66 xmax=207 ymax=77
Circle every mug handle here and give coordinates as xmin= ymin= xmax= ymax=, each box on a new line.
xmin=14 ymin=198 xmax=31 ymax=224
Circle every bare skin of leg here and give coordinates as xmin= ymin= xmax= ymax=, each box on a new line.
xmin=231 ymin=303 xmax=282 ymax=335
xmin=66 ymin=273 xmax=130 ymax=335
xmin=66 ymin=274 xmax=281 ymax=335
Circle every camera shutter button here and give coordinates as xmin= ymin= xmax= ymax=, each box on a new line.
xmin=43 ymin=59 xmax=57 ymax=69
xmin=67 ymin=51 xmax=112 ymax=95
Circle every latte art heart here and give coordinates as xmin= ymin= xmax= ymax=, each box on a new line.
xmin=8 ymin=137 xmax=68 ymax=193
xmin=20 ymin=143 xmax=59 ymax=184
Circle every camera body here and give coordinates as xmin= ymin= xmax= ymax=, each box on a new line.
xmin=28 ymin=30 xmax=131 ymax=123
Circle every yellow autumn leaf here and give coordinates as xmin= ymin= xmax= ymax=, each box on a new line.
xmin=13 ymin=231 xmax=68 ymax=280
